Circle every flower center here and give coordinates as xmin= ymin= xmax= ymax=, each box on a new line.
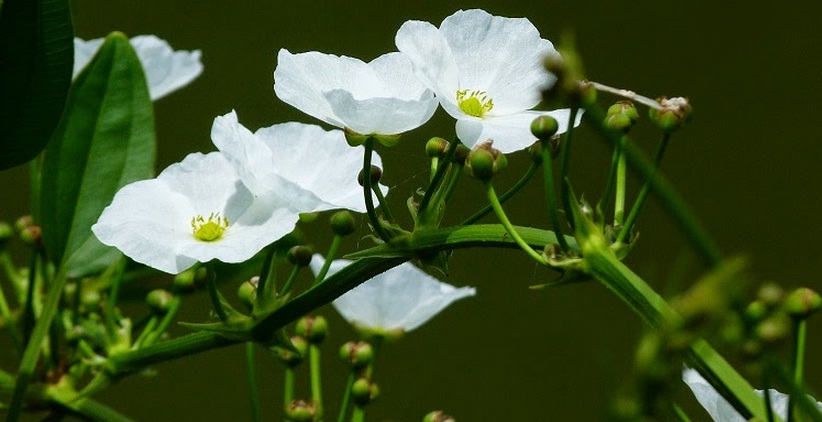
xmin=191 ymin=213 xmax=229 ymax=242
xmin=456 ymin=89 xmax=494 ymax=118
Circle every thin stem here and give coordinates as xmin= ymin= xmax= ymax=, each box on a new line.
xmin=362 ymin=139 xmax=390 ymax=241
xmin=0 ymin=252 xmax=23 ymax=301
xmin=310 ymin=345 xmax=323 ymax=417
xmin=257 ymin=248 xmax=278 ymax=303
xmin=671 ymin=402 xmax=692 ymax=422
xmin=372 ymin=185 xmax=393 ymax=221
xmin=462 ymin=162 xmax=539 ymax=226
xmin=131 ymin=316 xmax=158 ymax=349
xmin=337 ymin=372 xmax=355 ymax=422
xmin=103 ymin=258 xmax=127 ymax=344
xmin=617 ymin=133 xmax=672 ymax=243
xmin=141 ymin=295 xmax=182 ymax=348
xmin=597 ymin=135 xmax=624 ymax=214
xmin=429 ymin=157 xmax=439 ymax=182
xmin=205 ymin=268 xmax=227 ymax=322
xmin=614 ymin=147 xmax=627 ymax=226
xmin=246 ymin=343 xmax=261 ymax=422
xmin=788 ymin=319 xmax=807 ymax=422
xmin=418 ymin=139 xmax=459 ymax=213
xmin=284 ymin=367 xmax=295 ymax=406
xmin=484 ymin=182 xmax=547 ymax=265
xmin=279 ymin=266 xmax=301 ymax=296
xmin=0 ymin=279 xmax=22 ymax=352
xmin=540 ymin=141 xmax=570 ymax=252
xmin=560 ymin=107 xmax=580 ymax=230
xmin=441 ymin=163 xmax=463 ymax=204
xmin=588 ymin=81 xmax=663 ymax=110
xmin=313 ymin=235 xmax=342 ymax=286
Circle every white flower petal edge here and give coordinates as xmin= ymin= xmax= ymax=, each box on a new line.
xmin=74 ymin=35 xmax=203 ymax=100
xmin=309 ymin=255 xmax=476 ymax=332
xmin=92 ymin=152 xmax=300 ymax=274
xmin=273 ymin=49 xmax=438 ymax=135
xmin=211 ymin=111 xmax=389 ymax=214
xmin=396 ymin=9 xmax=580 ymax=152
xmin=682 ymin=367 xmax=822 ymax=421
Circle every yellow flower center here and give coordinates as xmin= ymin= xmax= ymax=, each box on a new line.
xmin=191 ymin=213 xmax=229 ymax=242
xmin=456 ymin=89 xmax=494 ymax=118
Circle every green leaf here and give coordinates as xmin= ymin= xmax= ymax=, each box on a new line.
xmin=0 ymin=0 xmax=73 ymax=170
xmin=41 ymin=32 xmax=156 ymax=277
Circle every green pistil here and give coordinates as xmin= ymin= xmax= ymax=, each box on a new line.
xmin=191 ymin=213 xmax=229 ymax=241
xmin=457 ymin=89 xmax=494 ymax=117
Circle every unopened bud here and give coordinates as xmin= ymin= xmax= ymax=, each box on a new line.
xmin=466 ymin=142 xmax=507 ymax=181
xmin=606 ymin=101 xmax=639 ymax=121
xmin=299 ymin=212 xmax=319 ymax=224
xmin=351 ymin=377 xmax=380 ymax=406
xmin=0 ymin=221 xmax=12 ymax=249
xmin=423 ymin=411 xmax=456 ymax=422
xmin=425 ymin=137 xmax=450 ymax=158
xmin=173 ymin=269 xmax=197 ymax=291
xmin=19 ymin=225 xmax=41 ymax=245
xmin=757 ymin=282 xmax=784 ymax=308
xmin=295 ymin=315 xmax=328 ymax=344
xmin=756 ymin=314 xmax=790 ymax=345
xmin=14 ymin=215 xmax=32 ymax=233
xmin=273 ymin=336 xmax=309 ymax=367
xmin=649 ymin=97 xmax=692 ymax=133
xmin=530 ymin=115 xmax=559 ymax=141
xmin=338 ymin=341 xmax=374 ymax=368
xmin=784 ymin=287 xmax=822 ymax=320
xmin=238 ymin=277 xmax=258 ymax=310
xmin=81 ymin=288 xmax=101 ymax=310
xmin=452 ymin=144 xmax=470 ymax=165
xmin=284 ymin=399 xmax=317 ymax=422
xmin=330 ymin=211 xmax=356 ymax=236
xmin=288 ymin=246 xmax=313 ymax=267
xmin=744 ymin=300 xmax=768 ymax=323
xmin=358 ymin=165 xmax=382 ymax=186
xmin=146 ymin=289 xmax=174 ymax=315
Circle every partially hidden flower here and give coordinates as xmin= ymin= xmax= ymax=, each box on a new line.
xmin=74 ymin=34 xmax=203 ymax=100
xmin=395 ymin=9 xmax=582 ymax=153
xmin=211 ymin=110 xmax=388 ymax=214
xmin=92 ymin=152 xmax=300 ymax=274
xmin=273 ymin=49 xmax=438 ymax=142
xmin=309 ymin=255 xmax=476 ymax=337
xmin=682 ymin=367 xmax=822 ymax=421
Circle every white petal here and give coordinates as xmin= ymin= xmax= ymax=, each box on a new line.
xmin=73 ymin=38 xmax=105 ymax=78
xmin=324 ymin=90 xmax=437 ymax=135
xmin=682 ymin=368 xmax=747 ymax=422
xmin=129 ymin=35 xmax=203 ymax=100
xmin=456 ymin=109 xmax=582 ymax=153
xmin=395 ymin=21 xmax=460 ymax=104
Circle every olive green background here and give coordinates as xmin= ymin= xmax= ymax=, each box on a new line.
xmin=2 ymin=1 xmax=822 ymax=420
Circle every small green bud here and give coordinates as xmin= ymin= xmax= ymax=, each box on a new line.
xmin=330 ymin=211 xmax=356 ymax=236
xmin=530 ymin=115 xmax=559 ymax=140
xmin=284 ymin=399 xmax=317 ymax=422
xmin=194 ymin=267 xmax=209 ymax=284
xmin=357 ymin=165 xmax=382 ymax=186
xmin=606 ymin=101 xmax=639 ymax=122
xmin=237 ymin=277 xmax=258 ymax=310
xmin=81 ymin=288 xmax=101 ymax=311
xmin=466 ymin=142 xmax=507 ymax=181
xmin=146 ymin=289 xmax=174 ymax=315
xmin=648 ymin=97 xmax=692 ymax=133
xmin=604 ymin=113 xmax=634 ymax=133
xmin=344 ymin=128 xmax=368 ymax=147
xmin=425 ymin=137 xmax=450 ymax=158
xmin=351 ymin=377 xmax=380 ymax=407
xmin=288 ymin=246 xmax=313 ymax=267
xmin=173 ymin=269 xmax=197 ymax=291
xmin=19 ymin=225 xmax=41 ymax=246
xmin=740 ymin=338 xmax=763 ymax=360
xmin=273 ymin=336 xmax=309 ymax=367
xmin=755 ymin=314 xmax=790 ymax=345
xmin=783 ymin=287 xmax=822 ymax=320
xmin=0 ymin=221 xmax=12 ymax=248
xmin=744 ymin=300 xmax=768 ymax=323
xmin=295 ymin=315 xmax=328 ymax=344
xmin=14 ymin=215 xmax=32 ymax=233
xmin=338 ymin=341 xmax=374 ymax=368
xmin=757 ymin=282 xmax=784 ymax=308
xmin=423 ymin=411 xmax=455 ymax=422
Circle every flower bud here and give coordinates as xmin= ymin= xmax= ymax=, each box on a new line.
xmin=19 ymin=225 xmax=41 ymax=246
xmin=81 ymin=288 xmax=101 ymax=311
xmin=466 ymin=142 xmax=507 ymax=181
xmin=425 ymin=137 xmax=450 ymax=158
xmin=755 ymin=314 xmax=790 ymax=346
xmin=744 ymin=300 xmax=768 ymax=323
xmin=284 ymin=399 xmax=317 ymax=422
xmin=351 ymin=377 xmax=380 ymax=407
xmin=606 ymin=101 xmax=639 ymax=121
xmin=14 ymin=215 xmax=32 ymax=233
xmin=295 ymin=315 xmax=328 ymax=344
xmin=330 ymin=211 xmax=356 ymax=236
xmin=649 ymin=97 xmax=692 ymax=133
xmin=358 ymin=165 xmax=382 ymax=186
xmin=452 ymin=144 xmax=471 ymax=165
xmin=423 ymin=411 xmax=456 ymax=422
xmin=338 ymin=341 xmax=374 ymax=368
xmin=783 ymin=287 xmax=822 ymax=320
xmin=173 ymin=269 xmax=197 ymax=291
xmin=0 ymin=221 xmax=12 ymax=250
xmin=288 ymin=246 xmax=313 ymax=267
xmin=238 ymin=277 xmax=258 ymax=310
xmin=273 ymin=336 xmax=309 ymax=367
xmin=530 ymin=115 xmax=559 ymax=141
xmin=146 ymin=289 xmax=174 ymax=315
xmin=757 ymin=282 xmax=784 ymax=308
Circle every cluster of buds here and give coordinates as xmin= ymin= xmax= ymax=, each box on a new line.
xmin=649 ymin=97 xmax=692 ymax=133
xmin=465 ymin=141 xmax=507 ymax=181
xmin=604 ymin=101 xmax=639 ymax=133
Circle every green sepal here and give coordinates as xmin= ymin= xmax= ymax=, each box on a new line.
xmin=40 ymin=32 xmax=156 ymax=277
xmin=0 ymin=0 xmax=73 ymax=170
xmin=373 ymin=133 xmax=401 ymax=147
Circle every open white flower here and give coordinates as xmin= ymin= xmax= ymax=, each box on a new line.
xmin=682 ymin=367 xmax=822 ymax=421
xmin=92 ymin=152 xmax=300 ymax=274
xmin=273 ymin=49 xmax=438 ymax=138
xmin=309 ymin=255 xmax=476 ymax=334
xmin=211 ymin=111 xmax=388 ymax=214
xmin=74 ymin=35 xmax=203 ymax=100
xmin=396 ymin=9 xmax=582 ymax=153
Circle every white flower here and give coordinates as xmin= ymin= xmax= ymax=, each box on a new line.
xmin=682 ymin=367 xmax=822 ymax=421
xmin=309 ymin=255 xmax=476 ymax=333
xmin=74 ymin=35 xmax=203 ymax=100
xmin=273 ymin=49 xmax=438 ymax=137
xmin=92 ymin=152 xmax=300 ymax=274
xmin=395 ymin=9 xmax=582 ymax=153
xmin=211 ymin=111 xmax=388 ymax=214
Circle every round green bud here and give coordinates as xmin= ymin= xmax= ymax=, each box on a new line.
xmin=338 ymin=341 xmax=374 ymax=368
xmin=740 ymin=338 xmax=763 ymax=360
xmin=527 ymin=141 xmax=544 ymax=164
xmin=466 ymin=144 xmax=507 ymax=181
xmin=606 ymin=101 xmax=639 ymax=122
xmin=351 ymin=377 xmax=380 ymax=407
xmin=0 ymin=221 xmax=12 ymax=249
xmin=757 ymin=282 xmax=784 ymax=308
xmin=288 ymin=246 xmax=313 ymax=267
xmin=604 ymin=113 xmax=634 ymax=133
xmin=330 ymin=211 xmax=356 ymax=236
xmin=237 ymin=278 xmax=258 ymax=311
xmin=14 ymin=215 xmax=32 ymax=233
xmin=649 ymin=97 xmax=692 ymax=133
xmin=530 ymin=115 xmax=559 ymax=140
xmin=358 ymin=165 xmax=382 ymax=187
xmin=423 ymin=411 xmax=455 ymax=422
xmin=744 ymin=300 xmax=768 ymax=323
xmin=173 ymin=269 xmax=197 ymax=291
xmin=425 ymin=137 xmax=450 ymax=158
xmin=194 ymin=267 xmax=209 ymax=284
xmin=284 ymin=399 xmax=317 ymax=422
xmin=273 ymin=336 xmax=309 ymax=367
xmin=783 ymin=287 xmax=822 ymax=320
xmin=295 ymin=315 xmax=328 ymax=344
xmin=81 ymin=288 xmax=101 ymax=311
xmin=146 ymin=289 xmax=174 ymax=315
xmin=19 ymin=225 xmax=41 ymax=246
xmin=755 ymin=314 xmax=790 ymax=345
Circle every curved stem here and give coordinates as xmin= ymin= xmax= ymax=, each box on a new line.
xmin=418 ymin=139 xmax=459 ymax=213
xmin=484 ymin=182 xmax=547 ymax=265
xmin=284 ymin=367 xmax=295 ymax=408
xmin=205 ymin=267 xmax=227 ymax=322
xmin=372 ymin=185 xmax=393 ymax=221
xmin=617 ymin=133 xmax=672 ymax=243
xmin=540 ymin=141 xmax=570 ymax=253
xmin=313 ymin=235 xmax=342 ymax=286
xmin=597 ymin=135 xmax=625 ymax=214
xmin=337 ymin=372 xmax=355 ymax=422
xmin=462 ymin=162 xmax=539 ymax=226
xmin=560 ymin=107 xmax=580 ymax=230
xmin=246 ymin=343 xmax=261 ymax=422
xmin=279 ymin=266 xmax=301 ymax=296
xmin=141 ymin=295 xmax=182 ymax=348
xmin=362 ymin=139 xmax=390 ymax=241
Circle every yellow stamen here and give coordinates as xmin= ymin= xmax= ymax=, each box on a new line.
xmin=457 ymin=89 xmax=494 ymax=118
xmin=191 ymin=212 xmax=229 ymax=242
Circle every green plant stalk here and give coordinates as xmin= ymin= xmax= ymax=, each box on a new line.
xmin=337 ymin=372 xmax=355 ymax=422
xmin=107 ymin=331 xmax=235 ymax=375
xmin=103 ymin=258 xmax=127 ymax=344
xmin=206 ymin=267 xmax=228 ymax=322
xmin=352 ymin=406 xmax=366 ymax=422
xmin=6 ymin=266 xmax=67 ymax=422
xmin=313 ymin=234 xmax=342 ymax=286
xmin=788 ymin=319 xmax=808 ymax=422
xmin=246 ymin=342 xmax=261 ymax=422
xmin=597 ymin=136 xmax=624 ymax=214
xmin=257 ymin=248 xmax=278 ymax=303
xmin=0 ymin=280 xmax=21 ymax=351
xmin=284 ymin=366 xmax=295 ymax=407
xmin=429 ymin=157 xmax=438 ymax=182
xmin=418 ymin=139 xmax=459 ymax=215
xmin=614 ymin=150 xmax=627 ymax=226
xmin=310 ymin=344 xmax=323 ymax=417
xmin=439 ymin=162 xmax=463 ymax=205
xmin=617 ymin=133 xmax=672 ymax=243
xmin=363 ymin=139 xmax=390 ymax=241
xmin=462 ymin=162 xmax=539 ymax=226
xmin=672 ymin=402 xmax=692 ymax=422
xmin=766 ymin=357 xmax=822 ymax=422
xmin=142 ymin=295 xmax=182 ymax=348
xmin=484 ymin=182 xmax=547 ymax=265
xmin=279 ymin=265 xmax=301 ymax=296
xmin=131 ymin=316 xmax=158 ymax=349
xmin=559 ymin=107 xmax=580 ymax=229
xmin=0 ymin=252 xmax=23 ymax=301
xmin=372 ymin=184 xmax=393 ymax=221
xmin=540 ymin=141 xmax=570 ymax=252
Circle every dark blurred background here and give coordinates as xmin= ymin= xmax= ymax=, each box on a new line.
xmin=2 ymin=1 xmax=822 ymax=420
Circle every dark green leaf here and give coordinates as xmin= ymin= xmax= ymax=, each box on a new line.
xmin=41 ymin=32 xmax=156 ymax=277
xmin=0 ymin=0 xmax=73 ymax=170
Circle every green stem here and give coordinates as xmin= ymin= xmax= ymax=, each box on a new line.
xmin=462 ymin=162 xmax=539 ymax=226
xmin=284 ymin=367 xmax=295 ymax=407
xmin=103 ymin=258 xmax=127 ymax=344
xmin=540 ymin=141 xmax=570 ymax=252
xmin=337 ymin=372 xmax=355 ymax=422
xmin=257 ymin=248 xmax=278 ymax=304
xmin=246 ymin=343 xmax=261 ymax=422
xmin=617 ymin=133 xmax=672 ymax=243
xmin=313 ymin=235 xmax=342 ymax=286
xmin=597 ymin=136 xmax=625 ymax=214
xmin=279 ymin=265 xmax=301 ymax=296
xmin=205 ymin=267 xmax=227 ymax=322
xmin=107 ymin=332 xmax=235 ymax=375
xmin=351 ymin=406 xmax=365 ymax=422
xmin=672 ymin=402 xmax=692 ymax=422
xmin=0 ymin=252 xmax=23 ymax=301
xmin=614 ymin=147 xmax=627 ymax=226
xmin=60 ymin=397 xmax=136 ymax=422
xmin=362 ymin=139 xmax=390 ymax=241
xmin=418 ymin=139 xmax=459 ymax=214
xmin=764 ymin=372 xmax=776 ymax=422
xmin=788 ymin=319 xmax=807 ymax=422
xmin=559 ymin=107 xmax=580 ymax=229
xmin=141 ymin=295 xmax=182 ymax=348
xmin=0 ymin=278 xmax=22 ymax=352
xmin=131 ymin=316 xmax=158 ymax=349
xmin=484 ymin=182 xmax=547 ymax=265
xmin=6 ymin=267 xmax=68 ymax=422
xmin=439 ymin=163 xmax=463 ymax=205
xmin=372 ymin=185 xmax=394 ymax=221
xmin=429 ymin=157 xmax=438 ymax=182
xmin=310 ymin=345 xmax=323 ymax=417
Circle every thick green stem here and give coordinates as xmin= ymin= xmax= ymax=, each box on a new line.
xmin=246 ymin=343 xmax=261 ymax=422
xmin=540 ymin=141 xmax=570 ymax=252
xmin=617 ymin=133 xmax=672 ymax=243
xmin=559 ymin=107 xmax=580 ymax=229
xmin=107 ymin=332 xmax=235 ymax=375
xmin=284 ymin=367 xmax=295 ymax=407
xmin=313 ymin=235 xmax=342 ymax=286
xmin=362 ymin=139 xmax=390 ymax=241
xmin=462 ymin=162 xmax=539 ymax=226
xmin=484 ymin=182 xmax=548 ymax=265
xmin=310 ymin=345 xmax=323 ymax=416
